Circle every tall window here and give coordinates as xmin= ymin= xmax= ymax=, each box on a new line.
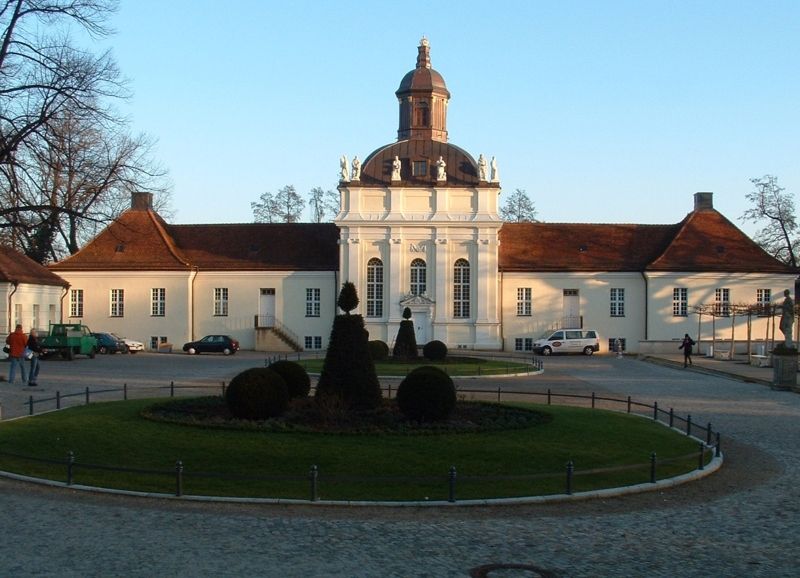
xmin=673 ymin=287 xmax=688 ymax=317
xmin=306 ymin=288 xmax=321 ymax=317
xmin=410 ymin=259 xmax=427 ymax=296
xmin=366 ymin=258 xmax=383 ymax=317
xmin=516 ymin=287 xmax=532 ymax=316
xmin=610 ymin=288 xmax=625 ymax=317
xmin=14 ymin=303 xmax=21 ymax=327
xmin=715 ymin=288 xmax=730 ymax=317
xmin=32 ymin=304 xmax=40 ymax=330
xmin=412 ymin=160 xmax=427 ymax=176
xmin=453 ymin=259 xmax=471 ymax=318
xmin=110 ymin=289 xmax=124 ymax=317
xmin=70 ymin=289 xmax=83 ymax=318
xmin=757 ymin=288 xmax=771 ymax=316
xmin=214 ymin=288 xmax=228 ymax=316
xmin=151 ymin=288 xmax=166 ymax=317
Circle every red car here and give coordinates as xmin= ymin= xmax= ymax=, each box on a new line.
xmin=182 ymin=335 xmax=240 ymax=355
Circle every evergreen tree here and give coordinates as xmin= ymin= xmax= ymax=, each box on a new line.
xmin=392 ymin=307 xmax=418 ymax=360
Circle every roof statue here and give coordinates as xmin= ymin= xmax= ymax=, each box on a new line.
xmin=391 ymin=156 xmax=401 ymax=181
xmin=490 ymin=156 xmax=499 ymax=183
xmin=351 ymin=156 xmax=361 ymax=181
xmin=478 ymin=154 xmax=487 ymax=181
xmin=435 ymin=156 xmax=446 ymax=181
xmin=340 ymin=155 xmax=349 ymax=182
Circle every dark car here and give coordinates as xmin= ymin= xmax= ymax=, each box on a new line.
xmin=91 ymin=332 xmax=129 ymax=355
xmin=182 ymin=335 xmax=240 ymax=355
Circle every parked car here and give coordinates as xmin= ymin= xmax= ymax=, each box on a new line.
xmin=532 ymin=329 xmax=600 ymax=356
xmin=91 ymin=332 xmax=129 ymax=354
xmin=182 ymin=335 xmax=240 ymax=355
xmin=115 ymin=335 xmax=144 ymax=354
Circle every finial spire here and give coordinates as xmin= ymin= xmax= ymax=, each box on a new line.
xmin=416 ymin=37 xmax=431 ymax=69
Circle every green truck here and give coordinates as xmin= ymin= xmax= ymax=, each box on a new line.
xmin=41 ymin=323 xmax=98 ymax=360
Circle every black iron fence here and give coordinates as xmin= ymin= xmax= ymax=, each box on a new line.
xmin=0 ymin=383 xmax=721 ymax=503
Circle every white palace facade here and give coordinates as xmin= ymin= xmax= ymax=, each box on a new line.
xmin=48 ymin=40 xmax=796 ymax=355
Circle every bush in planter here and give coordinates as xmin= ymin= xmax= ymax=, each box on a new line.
xmin=268 ymin=360 xmax=311 ymax=399
xmin=316 ymin=282 xmax=382 ymax=410
xmin=396 ymin=366 xmax=456 ymax=422
xmin=225 ymin=368 xmax=289 ymax=420
xmin=392 ymin=307 xmax=418 ymax=361
xmin=423 ymin=340 xmax=448 ymax=361
xmin=368 ymin=340 xmax=389 ymax=361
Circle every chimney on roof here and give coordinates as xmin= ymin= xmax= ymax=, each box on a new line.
xmin=694 ymin=192 xmax=713 ymax=211
xmin=131 ymin=192 xmax=153 ymax=211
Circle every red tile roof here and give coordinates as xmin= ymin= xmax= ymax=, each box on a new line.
xmin=50 ymin=207 xmax=340 ymax=272
xmin=0 ymin=245 xmax=69 ymax=286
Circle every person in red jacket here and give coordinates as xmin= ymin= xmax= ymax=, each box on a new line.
xmin=5 ymin=324 xmax=28 ymax=384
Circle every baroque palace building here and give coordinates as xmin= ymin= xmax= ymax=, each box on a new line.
xmin=47 ymin=39 xmax=796 ymax=354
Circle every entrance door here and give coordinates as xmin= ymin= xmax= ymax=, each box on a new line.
xmin=562 ymin=289 xmax=580 ymax=328
xmin=260 ymin=288 xmax=276 ymax=327
xmin=414 ymin=316 xmax=429 ymax=346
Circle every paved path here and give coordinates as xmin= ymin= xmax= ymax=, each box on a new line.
xmin=0 ymin=353 xmax=798 ymax=576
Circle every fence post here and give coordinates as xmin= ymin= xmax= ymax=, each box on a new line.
xmin=170 ymin=381 xmax=175 ymax=397
xmin=686 ymin=414 xmax=692 ymax=436
xmin=387 ymin=383 xmax=392 ymax=399
xmin=85 ymin=386 xmax=90 ymax=405
xmin=497 ymin=386 xmax=501 ymax=403
xmin=28 ymin=395 xmax=34 ymax=416
xmin=547 ymin=388 xmax=551 ymax=405
xmin=698 ymin=443 xmax=705 ymax=470
xmin=650 ymin=452 xmax=657 ymax=483
xmin=706 ymin=422 xmax=712 ymax=445
xmin=715 ymin=432 xmax=721 ymax=457
xmin=175 ymin=460 xmax=183 ymax=497
xmin=56 ymin=391 xmax=61 ymax=410
xmin=591 ymin=392 xmax=595 ymax=409
xmin=448 ymin=466 xmax=457 ymax=503
xmin=221 ymin=381 xmax=226 ymax=396
xmin=310 ymin=465 xmax=319 ymax=502
xmin=67 ymin=450 xmax=75 ymax=485
xmin=653 ymin=401 xmax=658 ymax=421
xmin=124 ymin=383 xmax=128 ymax=401
xmin=0 ymin=402 xmax=3 ymax=421
xmin=627 ymin=396 xmax=631 ymax=413
xmin=566 ymin=460 xmax=574 ymax=495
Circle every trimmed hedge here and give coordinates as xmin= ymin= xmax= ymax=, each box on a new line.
xmin=396 ymin=366 xmax=456 ymax=422
xmin=225 ymin=368 xmax=289 ymax=420
xmin=268 ymin=360 xmax=311 ymax=399
xmin=423 ymin=340 xmax=448 ymax=361
xmin=392 ymin=319 xmax=418 ymax=360
xmin=368 ymin=340 xmax=390 ymax=361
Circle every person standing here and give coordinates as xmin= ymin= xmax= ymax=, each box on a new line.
xmin=27 ymin=328 xmax=43 ymax=387
xmin=5 ymin=324 xmax=28 ymax=384
xmin=679 ymin=333 xmax=695 ymax=368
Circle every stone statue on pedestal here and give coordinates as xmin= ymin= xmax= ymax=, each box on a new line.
xmin=351 ymin=156 xmax=361 ymax=181
xmin=391 ymin=156 xmax=401 ymax=181
xmin=435 ymin=156 xmax=446 ymax=181
xmin=478 ymin=154 xmax=487 ymax=181
xmin=490 ymin=156 xmax=499 ymax=182
xmin=780 ymin=289 xmax=795 ymax=348
xmin=340 ymin=155 xmax=349 ymax=182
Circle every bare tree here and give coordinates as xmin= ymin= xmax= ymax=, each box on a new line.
xmin=252 ymin=185 xmax=305 ymax=223
xmin=740 ymin=175 xmax=798 ymax=268
xmin=308 ymin=186 xmax=339 ymax=222
xmin=500 ymin=188 xmax=537 ymax=222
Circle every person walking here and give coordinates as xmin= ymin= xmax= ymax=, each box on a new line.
xmin=5 ymin=324 xmax=28 ymax=384
xmin=26 ymin=328 xmax=43 ymax=387
xmin=679 ymin=333 xmax=695 ymax=368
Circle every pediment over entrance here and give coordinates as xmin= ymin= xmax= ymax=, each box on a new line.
xmin=400 ymin=293 xmax=435 ymax=306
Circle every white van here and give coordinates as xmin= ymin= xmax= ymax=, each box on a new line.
xmin=532 ymin=329 xmax=600 ymax=356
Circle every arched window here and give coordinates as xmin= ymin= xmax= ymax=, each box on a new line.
xmin=453 ymin=259 xmax=470 ymax=318
xmin=410 ymin=258 xmax=427 ymax=296
xmin=366 ymin=258 xmax=384 ymax=317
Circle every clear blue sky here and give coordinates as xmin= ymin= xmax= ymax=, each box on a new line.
xmin=93 ymin=1 xmax=799 ymax=233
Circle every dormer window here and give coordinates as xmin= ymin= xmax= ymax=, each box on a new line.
xmin=412 ymin=160 xmax=428 ymax=176
xmin=115 ymin=244 xmax=125 ymax=253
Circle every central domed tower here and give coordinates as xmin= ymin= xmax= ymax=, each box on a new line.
xmin=336 ymin=39 xmax=502 ymax=351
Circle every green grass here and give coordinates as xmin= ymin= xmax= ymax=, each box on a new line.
xmin=297 ymin=355 xmax=533 ymax=377
xmin=0 ymin=399 xmax=707 ymax=501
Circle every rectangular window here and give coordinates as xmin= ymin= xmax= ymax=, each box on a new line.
xmin=366 ymin=260 xmax=384 ymax=317
xmin=610 ymin=288 xmax=625 ymax=317
xmin=714 ymin=288 xmax=730 ymax=317
xmin=151 ymin=288 xmax=166 ymax=317
xmin=412 ymin=160 xmax=427 ymax=176
xmin=110 ymin=289 xmax=124 ymax=317
xmin=304 ymin=336 xmax=323 ymax=350
xmin=14 ymin=303 xmax=22 ymax=328
xmin=306 ymin=288 xmax=321 ymax=317
xmin=673 ymin=287 xmax=688 ymax=317
xmin=514 ymin=338 xmax=534 ymax=351
xmin=757 ymin=289 xmax=771 ymax=316
xmin=48 ymin=304 xmax=56 ymax=325
xmin=70 ymin=289 xmax=84 ymax=318
xmin=150 ymin=336 xmax=168 ymax=350
xmin=32 ymin=304 xmax=40 ymax=331
xmin=516 ymin=288 xmax=532 ymax=316
xmin=214 ymin=288 xmax=228 ymax=316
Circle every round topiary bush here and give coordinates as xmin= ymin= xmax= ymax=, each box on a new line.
xmin=396 ymin=366 xmax=456 ymax=422
xmin=423 ymin=340 xmax=448 ymax=361
xmin=368 ymin=340 xmax=389 ymax=361
xmin=225 ymin=368 xmax=289 ymax=420
xmin=268 ymin=360 xmax=311 ymax=399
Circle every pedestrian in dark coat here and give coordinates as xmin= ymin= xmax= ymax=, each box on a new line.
xmin=679 ymin=333 xmax=695 ymax=368
xmin=27 ymin=328 xmax=43 ymax=386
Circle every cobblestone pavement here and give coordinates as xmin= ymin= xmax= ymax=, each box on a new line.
xmin=0 ymin=353 xmax=798 ymax=577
